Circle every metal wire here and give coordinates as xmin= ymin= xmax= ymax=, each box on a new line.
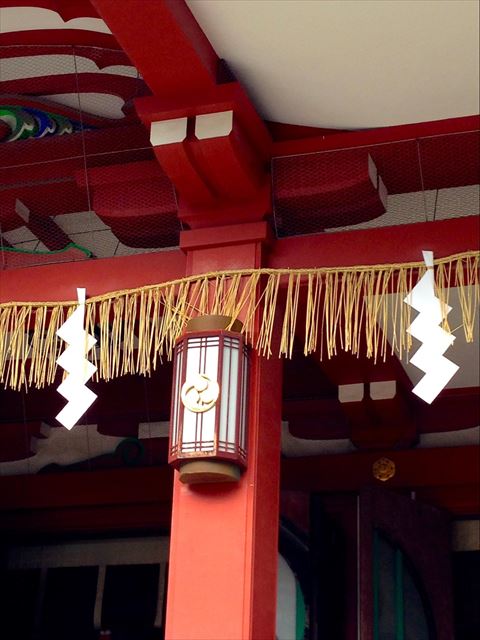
xmin=272 ymin=131 xmax=479 ymax=238
xmin=0 ymin=43 xmax=181 ymax=267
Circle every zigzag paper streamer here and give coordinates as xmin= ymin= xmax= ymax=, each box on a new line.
xmin=56 ymin=288 xmax=97 ymax=429
xmin=404 ymin=251 xmax=459 ymax=404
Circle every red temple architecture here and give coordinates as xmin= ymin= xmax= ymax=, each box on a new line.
xmin=0 ymin=1 xmax=479 ymax=639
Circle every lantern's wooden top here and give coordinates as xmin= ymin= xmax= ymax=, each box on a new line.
xmin=186 ymin=315 xmax=243 ymax=333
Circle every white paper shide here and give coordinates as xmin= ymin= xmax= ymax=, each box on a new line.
xmin=404 ymin=250 xmax=459 ymax=404
xmin=56 ymin=288 xmax=97 ymax=429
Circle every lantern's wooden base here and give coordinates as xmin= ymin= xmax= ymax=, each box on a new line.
xmin=178 ymin=460 xmax=241 ymax=484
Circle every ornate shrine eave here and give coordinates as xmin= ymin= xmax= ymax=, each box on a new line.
xmin=1 ymin=0 xmax=478 ymax=260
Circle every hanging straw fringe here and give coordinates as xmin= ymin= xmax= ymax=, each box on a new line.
xmin=0 ymin=251 xmax=478 ymax=391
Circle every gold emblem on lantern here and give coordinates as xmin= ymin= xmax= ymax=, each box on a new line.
xmin=181 ymin=373 xmax=220 ymax=413
xmin=372 ymin=457 xmax=396 ymax=482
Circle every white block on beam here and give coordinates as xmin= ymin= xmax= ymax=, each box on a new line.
xmin=195 ymin=110 xmax=233 ymax=139
xmin=338 ymin=383 xmax=364 ymax=403
xmin=370 ymin=380 xmax=396 ymax=400
xmin=150 ymin=117 xmax=187 ymax=146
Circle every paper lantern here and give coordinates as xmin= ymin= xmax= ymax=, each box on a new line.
xmin=169 ymin=316 xmax=249 ymax=484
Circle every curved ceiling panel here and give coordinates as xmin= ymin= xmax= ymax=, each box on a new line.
xmin=187 ymin=0 xmax=479 ymax=129
xmin=0 ymin=54 xmax=136 ymax=80
xmin=0 ymin=6 xmax=110 ymax=33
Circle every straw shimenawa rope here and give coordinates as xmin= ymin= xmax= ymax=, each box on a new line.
xmin=0 ymin=251 xmax=478 ymax=391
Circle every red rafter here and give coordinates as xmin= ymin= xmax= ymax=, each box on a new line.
xmin=92 ymin=0 xmax=218 ymax=97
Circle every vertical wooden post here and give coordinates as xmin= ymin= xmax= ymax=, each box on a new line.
xmin=165 ymin=223 xmax=282 ymax=640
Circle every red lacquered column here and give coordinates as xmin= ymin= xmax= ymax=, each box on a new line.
xmin=165 ymin=224 xmax=282 ymax=640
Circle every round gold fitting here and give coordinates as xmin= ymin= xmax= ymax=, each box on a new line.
xmin=372 ymin=457 xmax=396 ymax=482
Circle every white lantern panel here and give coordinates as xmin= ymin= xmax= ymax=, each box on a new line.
xmin=169 ymin=330 xmax=248 ymax=468
xmin=181 ymin=336 xmax=219 ymax=453
xmin=171 ymin=344 xmax=183 ymax=450
xmin=219 ymin=337 xmax=240 ymax=452
xmin=239 ymin=348 xmax=249 ymax=455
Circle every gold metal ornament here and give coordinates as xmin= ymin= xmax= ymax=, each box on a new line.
xmin=372 ymin=457 xmax=396 ymax=482
xmin=181 ymin=372 xmax=220 ymax=413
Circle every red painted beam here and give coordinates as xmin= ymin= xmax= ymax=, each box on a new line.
xmin=418 ymin=388 xmax=480 ymax=433
xmin=0 ymin=466 xmax=173 ymax=535
xmin=308 ymin=342 xmax=417 ymax=449
xmin=267 ymin=217 xmax=480 ymax=269
xmin=0 ymin=124 xmax=150 ymax=172
xmin=0 ymin=28 xmax=119 ymax=49
xmin=281 ymin=445 xmax=480 ymax=493
xmin=0 ymin=422 xmax=44 ymax=463
xmin=76 ymin=161 xmax=178 ymax=247
xmin=0 ymin=447 xmax=477 ymax=536
xmin=1 ymin=217 xmax=474 ymax=303
xmin=28 ymin=216 xmax=71 ymax=250
xmin=284 ymin=398 xmax=349 ymax=438
xmin=135 ymin=82 xmax=272 ymax=228
xmin=0 ymin=73 xmax=146 ymax=105
xmin=0 ymin=466 xmax=172 ymax=510
xmin=0 ymin=249 xmax=186 ymax=303
xmin=283 ymin=388 xmax=479 ymax=442
xmin=416 ymin=485 xmax=480 ymax=517
xmin=135 ymin=85 xmax=271 ymax=155
xmin=0 ymin=502 xmax=173 ymax=536
xmin=93 ymin=1 xmax=272 ymax=228
xmin=273 ymin=114 xmax=480 ymax=157
xmin=91 ymin=0 xmax=218 ymax=97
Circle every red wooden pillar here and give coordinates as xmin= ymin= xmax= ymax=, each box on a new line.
xmin=165 ymin=223 xmax=282 ymax=640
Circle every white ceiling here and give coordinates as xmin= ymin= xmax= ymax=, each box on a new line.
xmin=187 ymin=0 xmax=480 ymax=129
xmin=2 ymin=2 xmax=477 ymax=129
